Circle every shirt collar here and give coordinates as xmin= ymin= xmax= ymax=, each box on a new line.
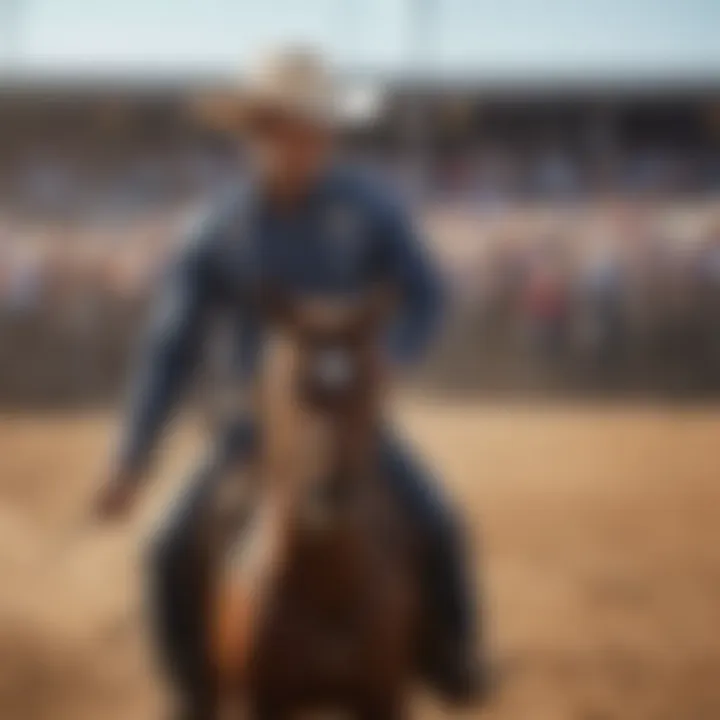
xmin=251 ymin=162 xmax=341 ymax=219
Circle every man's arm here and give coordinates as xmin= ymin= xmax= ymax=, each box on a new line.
xmin=115 ymin=213 xmax=222 ymax=480
xmin=374 ymin=195 xmax=444 ymax=366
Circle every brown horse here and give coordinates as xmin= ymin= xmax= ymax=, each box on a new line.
xmin=209 ymin=290 xmax=419 ymax=719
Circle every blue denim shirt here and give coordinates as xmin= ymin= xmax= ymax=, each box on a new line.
xmin=120 ymin=165 xmax=443 ymax=471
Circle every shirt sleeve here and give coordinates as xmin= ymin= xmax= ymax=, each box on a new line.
xmin=116 ymin=213 xmax=220 ymax=474
xmin=373 ymin=194 xmax=444 ymax=366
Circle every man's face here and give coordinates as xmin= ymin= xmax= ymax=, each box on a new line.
xmin=245 ymin=110 xmax=330 ymax=189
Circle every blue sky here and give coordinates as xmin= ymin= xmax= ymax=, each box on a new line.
xmin=4 ymin=0 xmax=720 ymax=81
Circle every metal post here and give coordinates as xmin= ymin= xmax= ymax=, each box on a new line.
xmin=405 ymin=0 xmax=435 ymax=200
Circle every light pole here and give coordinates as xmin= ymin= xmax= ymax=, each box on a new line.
xmin=405 ymin=0 xmax=436 ymax=200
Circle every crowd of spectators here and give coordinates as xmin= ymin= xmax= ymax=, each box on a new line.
xmin=433 ymin=200 xmax=720 ymax=394
xmin=367 ymin=145 xmax=720 ymax=206
xmin=0 ymin=212 xmax=179 ymax=404
xmin=2 ymin=195 xmax=720 ymax=403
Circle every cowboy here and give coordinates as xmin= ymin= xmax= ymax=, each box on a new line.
xmin=95 ymin=48 xmax=487 ymax=713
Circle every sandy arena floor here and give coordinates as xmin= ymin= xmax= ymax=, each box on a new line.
xmin=2 ymin=401 xmax=720 ymax=719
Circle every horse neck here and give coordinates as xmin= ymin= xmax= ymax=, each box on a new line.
xmin=329 ymin=395 xmax=380 ymax=486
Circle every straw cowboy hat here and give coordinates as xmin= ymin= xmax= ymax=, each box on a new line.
xmin=195 ymin=47 xmax=341 ymax=132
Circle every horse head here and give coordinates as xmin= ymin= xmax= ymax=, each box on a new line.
xmin=256 ymin=284 xmax=396 ymax=417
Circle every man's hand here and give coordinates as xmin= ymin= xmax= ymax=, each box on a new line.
xmin=94 ymin=469 xmax=142 ymax=520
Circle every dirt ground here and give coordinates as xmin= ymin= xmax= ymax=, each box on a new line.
xmin=2 ymin=401 xmax=720 ymax=719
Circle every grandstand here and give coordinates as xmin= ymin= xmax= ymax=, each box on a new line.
xmin=1 ymin=73 xmax=719 ymax=220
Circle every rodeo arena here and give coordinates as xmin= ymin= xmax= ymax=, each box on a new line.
xmin=3 ymin=4 xmax=720 ymax=720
